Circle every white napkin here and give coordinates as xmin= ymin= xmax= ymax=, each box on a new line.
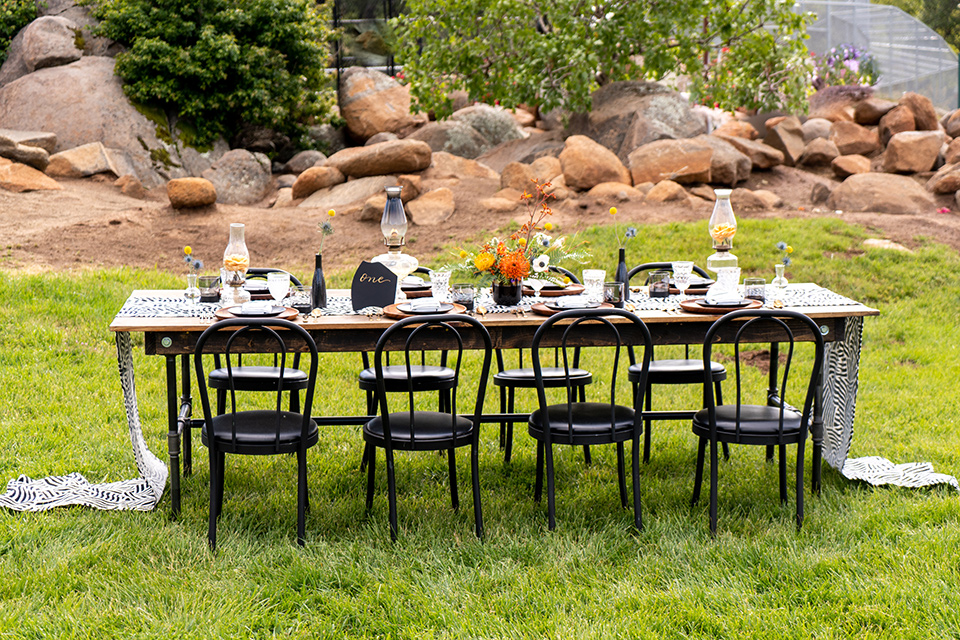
xmin=408 ymin=298 xmax=443 ymax=312
xmin=402 ymin=275 xmax=426 ymax=286
xmin=240 ymin=301 xmax=275 ymax=314
xmin=555 ymin=295 xmax=593 ymax=309
xmin=704 ymin=286 xmax=743 ymax=305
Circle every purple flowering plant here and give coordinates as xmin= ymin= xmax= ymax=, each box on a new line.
xmin=812 ymin=44 xmax=879 ymax=90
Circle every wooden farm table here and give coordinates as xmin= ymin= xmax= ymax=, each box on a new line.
xmin=109 ymin=285 xmax=879 ymax=515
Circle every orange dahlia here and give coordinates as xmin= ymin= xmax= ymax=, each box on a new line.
xmin=499 ymin=249 xmax=531 ymax=281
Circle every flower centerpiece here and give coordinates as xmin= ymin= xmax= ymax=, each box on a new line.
xmin=452 ymin=179 xmax=586 ymax=305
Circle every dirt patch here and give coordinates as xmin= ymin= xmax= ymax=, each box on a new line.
xmin=1 ymin=165 xmax=957 ymax=275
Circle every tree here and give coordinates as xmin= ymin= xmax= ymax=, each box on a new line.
xmin=393 ymin=0 xmax=814 ymax=118
xmin=84 ymin=0 xmax=337 ymax=149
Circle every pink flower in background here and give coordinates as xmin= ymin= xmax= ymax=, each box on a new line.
xmin=937 ymin=207 xmax=951 ymax=214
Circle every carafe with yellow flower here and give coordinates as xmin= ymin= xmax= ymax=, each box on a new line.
xmin=222 ymin=223 xmax=251 ymax=306
xmin=706 ymin=188 xmax=738 ymax=273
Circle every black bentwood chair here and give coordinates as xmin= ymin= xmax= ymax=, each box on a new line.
xmin=208 ymin=268 xmax=308 ymax=415
xmin=494 ymin=265 xmax=594 ymax=464
xmin=363 ymin=314 xmax=493 ymax=541
xmin=626 ymin=262 xmax=729 ymax=463
xmin=194 ymin=318 xmax=319 ymax=551
xmin=691 ymin=309 xmax=824 ymax=535
xmin=527 ymin=308 xmax=653 ymax=530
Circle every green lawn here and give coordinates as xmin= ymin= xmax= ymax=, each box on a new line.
xmin=0 ymin=217 xmax=959 ymax=638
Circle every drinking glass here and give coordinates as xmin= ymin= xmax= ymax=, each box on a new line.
xmin=524 ymin=278 xmax=545 ymax=299
xmin=603 ymin=281 xmax=625 ymax=308
xmin=198 ymin=275 xmax=220 ymax=303
xmin=582 ymin=269 xmax=606 ymax=303
xmin=744 ymin=277 xmax=766 ymax=301
xmin=285 ymin=285 xmax=313 ymax=315
xmin=648 ymin=270 xmax=671 ymax=298
xmin=671 ymin=261 xmax=694 ymax=301
xmin=430 ymin=270 xmax=452 ymax=302
xmin=715 ymin=267 xmax=742 ymax=295
xmin=267 ymin=272 xmax=290 ymax=305
xmin=451 ymin=283 xmax=475 ymax=311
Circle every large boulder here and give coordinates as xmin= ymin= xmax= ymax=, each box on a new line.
xmin=763 ymin=116 xmax=805 ymax=166
xmin=283 ymin=150 xmax=326 ymax=174
xmin=830 ymin=121 xmax=881 ymax=156
xmin=644 ymin=179 xmax=688 ymax=203
xmin=831 ymin=154 xmax=871 ymax=179
xmin=405 ymin=120 xmax=489 ymax=159
xmin=22 ymin=16 xmax=82 ymax=73
xmin=291 ymin=166 xmax=345 ymax=199
xmin=339 ymin=66 xmax=426 ymax=141
xmin=39 ymin=0 xmax=121 ymax=57
xmin=0 ymin=136 xmax=49 ymax=171
xmin=0 ymin=57 xmax=226 ymax=187
xmin=406 ymin=187 xmax=455 ymax=226
xmin=926 ymin=163 xmax=960 ymax=194
xmin=326 ymin=139 xmax=432 ymax=178
xmin=299 ymin=174 xmax=398 ymax=210
xmin=882 ymin=131 xmax=943 ymax=173
xmin=200 ymin=149 xmax=272 ymax=205
xmin=628 ymin=138 xmax=712 ymax=185
xmin=878 ymin=106 xmax=915 ymax=146
xmin=450 ymin=104 xmax=526 ymax=150
xmin=801 ymin=118 xmax=833 ymax=143
xmin=421 ymin=151 xmax=499 ymax=181
xmin=827 ymin=173 xmax=935 ymax=213
xmin=0 ymin=129 xmax=57 ymax=153
xmin=713 ymin=134 xmax=784 ymax=169
xmin=899 ymin=92 xmax=939 ymax=131
xmin=712 ymin=119 xmax=758 ymax=140
xmin=692 ymin=134 xmax=751 ymax=186
xmin=46 ymin=141 xmax=134 ymax=178
xmin=474 ymin=130 xmax=565 ymax=173
xmin=946 ymin=110 xmax=960 ymax=139
xmin=564 ymin=81 xmax=705 ymax=163
xmin=559 ymin=135 xmax=631 ymax=190
xmin=0 ymin=158 xmax=61 ymax=192
xmin=500 ymin=161 xmax=537 ymax=191
xmin=945 ymin=138 xmax=960 ymax=166
xmin=798 ymin=138 xmax=840 ymax=167
xmin=167 ymin=178 xmax=217 ymax=209
xmin=854 ymin=97 xmax=897 ymax=126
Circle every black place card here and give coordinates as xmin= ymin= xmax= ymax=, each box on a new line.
xmin=351 ymin=261 xmax=398 ymax=311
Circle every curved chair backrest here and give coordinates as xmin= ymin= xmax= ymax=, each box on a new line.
xmin=627 ymin=261 xmax=710 ymax=284
xmin=549 ymin=265 xmax=581 ymax=285
xmin=373 ymin=314 xmax=492 ymax=446
xmin=531 ymin=308 xmax=653 ymax=444
xmin=246 ymin=267 xmax=304 ymax=287
xmin=702 ymin=309 xmax=825 ymax=442
xmin=194 ymin=318 xmax=319 ymax=451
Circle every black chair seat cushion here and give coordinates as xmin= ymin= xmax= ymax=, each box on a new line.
xmin=358 ymin=365 xmax=456 ymax=392
xmin=201 ymin=410 xmax=318 ymax=454
xmin=209 ymin=365 xmax=309 ymax=391
xmin=528 ymin=402 xmax=637 ymax=445
xmin=628 ymin=359 xmax=726 ymax=385
xmin=494 ymin=366 xmax=592 ymax=389
xmin=363 ymin=411 xmax=475 ymax=451
xmin=692 ymin=405 xmax=803 ymax=444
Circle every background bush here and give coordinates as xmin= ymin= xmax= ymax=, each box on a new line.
xmin=85 ymin=0 xmax=337 ymax=149
xmin=0 ymin=0 xmax=37 ymax=65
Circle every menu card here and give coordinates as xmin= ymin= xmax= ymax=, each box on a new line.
xmin=351 ymin=261 xmax=398 ymax=311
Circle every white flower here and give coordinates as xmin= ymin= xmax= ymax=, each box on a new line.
xmin=533 ymin=254 xmax=550 ymax=273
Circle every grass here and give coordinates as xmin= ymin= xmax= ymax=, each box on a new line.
xmin=1 ymin=217 xmax=959 ymax=638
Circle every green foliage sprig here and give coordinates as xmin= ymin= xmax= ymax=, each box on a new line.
xmin=0 ymin=0 xmax=37 ymax=65
xmin=83 ymin=0 xmax=337 ymax=148
xmin=394 ymin=0 xmax=815 ymax=119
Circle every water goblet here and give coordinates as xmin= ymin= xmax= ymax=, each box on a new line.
xmin=524 ymin=277 xmax=545 ymax=300
xmin=671 ymin=261 xmax=694 ymax=301
xmin=582 ymin=269 xmax=606 ymax=303
xmin=267 ymin=272 xmax=290 ymax=306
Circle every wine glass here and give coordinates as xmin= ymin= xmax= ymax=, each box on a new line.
xmin=267 ymin=272 xmax=290 ymax=306
xmin=525 ymin=277 xmax=545 ymax=300
xmin=671 ymin=261 xmax=694 ymax=301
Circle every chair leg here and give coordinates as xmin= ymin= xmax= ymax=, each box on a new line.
xmin=365 ymin=445 xmax=376 ymax=510
xmin=297 ymin=447 xmax=308 ymax=546
xmin=386 ymin=447 xmax=398 ymax=541
xmin=504 ymin=388 xmax=515 ymax=463
xmin=290 ymin=389 xmax=301 ymax=414
xmin=691 ymin=437 xmax=706 ymax=506
xmin=796 ymin=440 xmax=806 ymax=530
xmin=216 ymin=389 xmax=226 ymax=416
xmin=545 ymin=443 xmax=557 ymax=530
xmin=631 ymin=437 xmax=643 ymax=531
xmin=578 ymin=385 xmax=591 ymax=466
xmin=208 ymin=445 xmax=220 ymax=551
xmin=447 ymin=448 xmax=459 ymax=511
xmin=715 ymin=381 xmax=730 ymax=461
xmin=471 ymin=443 xmax=483 ymax=539
xmin=616 ymin=442 xmax=628 ymax=508
xmin=643 ymin=382 xmax=652 ymax=463
xmin=709 ymin=438 xmax=719 ymax=536
xmin=534 ymin=441 xmax=544 ymax=503
xmin=499 ymin=386 xmax=507 ymax=450
xmin=778 ymin=444 xmax=788 ymax=505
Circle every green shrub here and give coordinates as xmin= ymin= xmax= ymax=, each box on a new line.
xmin=0 ymin=0 xmax=37 ymax=65
xmin=84 ymin=0 xmax=336 ymax=148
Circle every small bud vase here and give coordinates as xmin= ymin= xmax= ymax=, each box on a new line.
xmin=772 ymin=263 xmax=789 ymax=291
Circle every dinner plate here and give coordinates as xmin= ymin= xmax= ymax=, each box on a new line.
xmin=522 ymin=283 xmax=585 ymax=297
xmin=214 ymin=306 xmax=299 ymax=321
xmin=225 ymin=304 xmax=286 ymax=317
xmin=545 ymin=298 xmax=601 ymax=311
xmin=532 ymin=302 xmax=613 ymax=316
xmin=679 ymin=298 xmax=762 ymax=314
xmin=396 ymin=302 xmax=455 ymax=315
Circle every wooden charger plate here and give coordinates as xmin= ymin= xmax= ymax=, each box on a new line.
xmin=678 ymin=298 xmax=762 ymax=315
xmin=531 ymin=302 xmax=614 ymax=317
xmin=383 ymin=302 xmax=467 ymax=320
xmin=522 ymin=283 xmax=585 ymax=297
xmin=215 ymin=306 xmax=299 ymax=321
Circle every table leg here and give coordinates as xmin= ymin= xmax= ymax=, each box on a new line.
xmin=166 ymin=354 xmax=181 ymax=516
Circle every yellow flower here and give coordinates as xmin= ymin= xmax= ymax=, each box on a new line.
xmin=459 ymin=250 xmax=468 ymax=259
xmin=183 ymin=246 xmax=192 ymax=255
xmin=609 ymin=207 xmax=617 ymax=216
xmin=786 ymin=246 xmax=794 ymax=254
xmin=544 ymin=222 xmax=554 ymax=231
xmin=518 ymin=237 xmax=527 ymax=247
xmin=327 ymin=209 xmax=336 ymax=218
xmin=474 ymin=252 xmax=495 ymax=272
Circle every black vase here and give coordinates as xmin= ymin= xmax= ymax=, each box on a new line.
xmin=614 ymin=247 xmax=629 ymax=305
xmin=311 ymin=253 xmax=327 ymax=310
xmin=492 ymin=279 xmax=522 ymax=306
